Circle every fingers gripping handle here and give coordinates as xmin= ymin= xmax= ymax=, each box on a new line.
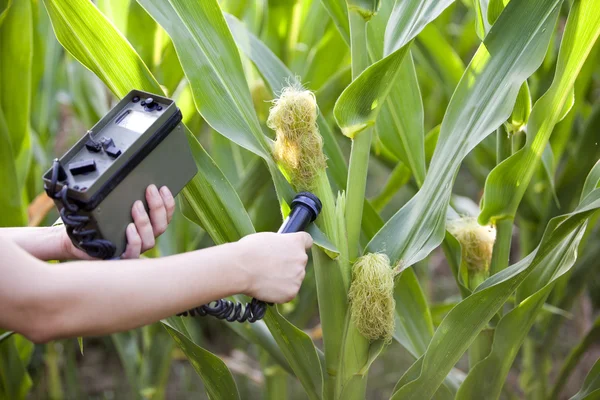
xmin=179 ymin=192 xmax=322 ymax=323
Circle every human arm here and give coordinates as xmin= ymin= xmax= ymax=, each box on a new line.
xmin=0 ymin=184 xmax=175 ymax=260
xmin=0 ymin=231 xmax=312 ymax=343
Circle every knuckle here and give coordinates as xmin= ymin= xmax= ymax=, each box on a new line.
xmin=129 ymin=232 xmax=141 ymax=246
xmin=154 ymin=222 xmax=167 ymax=236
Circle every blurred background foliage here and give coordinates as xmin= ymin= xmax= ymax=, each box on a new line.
xmin=0 ymin=0 xmax=599 ymax=399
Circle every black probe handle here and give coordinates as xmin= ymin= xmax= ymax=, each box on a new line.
xmin=278 ymin=192 xmax=322 ymax=234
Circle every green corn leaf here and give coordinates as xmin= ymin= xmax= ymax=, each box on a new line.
xmin=473 ymin=0 xmax=491 ymax=40
xmin=508 ymin=82 xmax=531 ymax=133
xmin=487 ymin=0 xmax=509 ymax=25
xmin=392 ymin=184 xmax=600 ymax=399
xmin=138 ymin=0 xmax=337 ymax=255
xmin=225 ymin=14 xmax=347 ymax=191
xmin=42 ymin=0 xmax=254 ymax=392
xmin=0 ymin=0 xmax=12 ymax=26
xmin=393 ymin=268 xmax=434 ymax=358
xmin=570 ymin=358 xmax=600 ymax=400
xmin=367 ymin=0 xmax=426 ymax=186
xmin=224 ymin=317 xmax=295 ymax=376
xmin=263 ymin=309 xmax=323 ymax=400
xmin=97 ymin=0 xmax=130 ymax=33
xmin=47 ymin=2 xmax=328 ymax=394
xmin=0 ymin=0 xmax=32 ymax=182
xmin=43 ymin=0 xmax=255 ymax=244
xmin=415 ymin=23 xmax=465 ymax=99
xmin=319 ymin=0 xmax=350 ymax=45
xmin=0 ymin=109 xmax=25 ymax=227
xmin=551 ymin=316 xmax=600 ymax=399
xmin=456 ymin=225 xmax=584 ymax=399
xmin=163 ymin=321 xmax=241 ymax=400
xmin=225 ymin=12 xmax=384 ymax=241
xmin=302 ymin=25 xmax=349 ymax=91
xmin=558 ymin=106 xmax=600 ymax=209
xmin=581 ymin=161 xmax=600 ymax=202
xmin=479 ymin=0 xmax=600 ymax=225
xmin=112 ymin=331 xmax=141 ymax=396
xmin=125 ymin=1 xmax=156 ymax=68
xmin=334 ymin=0 xmax=454 ymax=138
xmin=347 ymin=0 xmax=380 ymax=20
xmin=368 ymin=0 xmax=561 ymax=267
xmin=0 ymin=334 xmax=33 ymax=400
xmin=136 ymin=0 xmax=268 ymax=160
xmin=139 ymin=324 xmax=174 ymax=400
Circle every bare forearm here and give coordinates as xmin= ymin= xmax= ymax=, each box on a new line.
xmin=2 ymin=240 xmax=249 ymax=342
xmin=0 ymin=226 xmax=68 ymax=261
xmin=45 ymin=244 xmax=248 ymax=338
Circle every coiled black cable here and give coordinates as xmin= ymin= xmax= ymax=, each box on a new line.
xmin=45 ymin=158 xmax=116 ymax=259
xmin=177 ymin=298 xmax=271 ymax=323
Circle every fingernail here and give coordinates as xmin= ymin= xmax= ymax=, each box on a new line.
xmin=135 ymin=200 xmax=144 ymax=212
xmin=160 ymin=186 xmax=171 ymax=198
xmin=149 ymin=184 xmax=159 ymax=196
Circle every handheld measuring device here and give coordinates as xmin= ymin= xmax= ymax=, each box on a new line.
xmin=43 ymin=90 xmax=197 ymax=259
xmin=43 ymin=89 xmax=322 ymax=323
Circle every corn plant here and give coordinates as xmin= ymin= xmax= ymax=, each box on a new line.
xmin=1 ymin=0 xmax=600 ymax=399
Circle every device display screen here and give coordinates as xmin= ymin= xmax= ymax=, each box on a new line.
xmin=116 ymin=110 xmax=157 ymax=133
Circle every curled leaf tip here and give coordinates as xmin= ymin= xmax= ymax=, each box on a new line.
xmin=268 ymin=85 xmax=326 ymax=191
xmin=349 ymin=253 xmax=396 ymax=343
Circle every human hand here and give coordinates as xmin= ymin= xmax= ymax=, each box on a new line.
xmin=61 ymin=185 xmax=175 ymax=260
xmin=235 ymin=232 xmax=313 ymax=303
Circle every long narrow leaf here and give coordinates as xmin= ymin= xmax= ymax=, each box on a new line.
xmin=367 ymin=0 xmax=426 ymax=186
xmin=225 ymin=13 xmax=384 ymax=240
xmin=0 ymin=0 xmax=32 ymax=157
xmin=570 ymin=358 xmax=600 ymax=400
xmin=479 ymin=0 xmax=600 ymax=225
xmin=163 ymin=321 xmax=240 ymax=400
xmin=333 ymin=0 xmax=454 ymax=138
xmin=137 ymin=0 xmax=337 ymax=256
xmin=368 ymin=0 xmax=561 ymax=267
xmin=319 ymin=0 xmax=350 ymax=45
xmin=136 ymin=0 xmax=269 ymax=160
xmin=392 ymin=186 xmax=600 ymax=399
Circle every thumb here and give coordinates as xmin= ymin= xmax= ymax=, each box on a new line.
xmin=294 ymin=232 xmax=313 ymax=250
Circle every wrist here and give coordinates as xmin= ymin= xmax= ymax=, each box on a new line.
xmin=228 ymin=240 xmax=253 ymax=296
xmin=52 ymin=226 xmax=74 ymax=260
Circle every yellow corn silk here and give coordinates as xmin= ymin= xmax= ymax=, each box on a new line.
xmin=267 ymin=85 xmax=327 ymax=192
xmin=348 ymin=253 xmax=396 ymax=343
xmin=447 ymin=216 xmax=496 ymax=290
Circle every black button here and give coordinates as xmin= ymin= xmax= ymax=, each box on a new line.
xmin=145 ymin=97 xmax=154 ymax=106
xmin=85 ymin=140 xmax=102 ymax=153
xmin=105 ymin=146 xmax=122 ymax=159
xmin=157 ymin=106 xmax=163 ymax=111
xmin=100 ymin=137 xmax=115 ymax=150
xmin=69 ymin=160 xmax=97 ymax=175
xmin=132 ymin=96 xmax=140 ymax=103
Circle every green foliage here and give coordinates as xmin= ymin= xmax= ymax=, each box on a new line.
xmin=2 ymin=0 xmax=600 ymax=399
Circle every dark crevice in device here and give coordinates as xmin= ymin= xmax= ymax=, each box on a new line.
xmin=45 ymin=159 xmax=116 ymax=259
xmin=179 ymin=192 xmax=322 ymax=323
